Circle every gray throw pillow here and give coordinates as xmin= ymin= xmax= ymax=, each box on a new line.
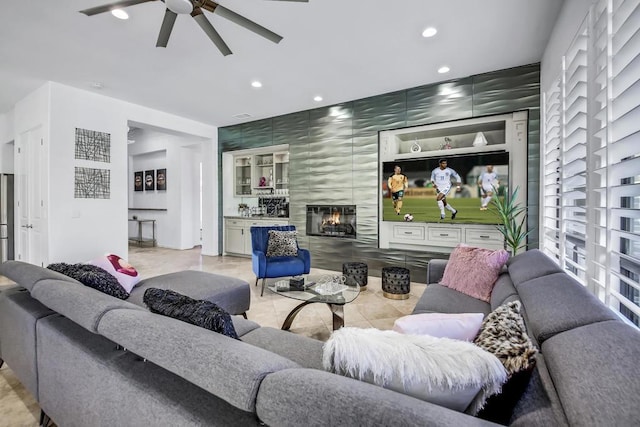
xmin=265 ymin=230 xmax=298 ymax=257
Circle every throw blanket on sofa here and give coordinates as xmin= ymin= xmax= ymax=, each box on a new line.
xmin=143 ymin=288 xmax=239 ymax=339
xmin=323 ymin=327 xmax=507 ymax=414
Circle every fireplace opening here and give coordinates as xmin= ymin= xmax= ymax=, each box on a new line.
xmin=306 ymin=205 xmax=356 ymax=238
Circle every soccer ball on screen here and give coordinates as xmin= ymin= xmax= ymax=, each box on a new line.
xmin=404 ymin=213 xmax=414 ymax=222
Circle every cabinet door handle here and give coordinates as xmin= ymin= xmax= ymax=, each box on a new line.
xmin=241 ymin=229 xmax=244 ymax=235
xmin=439 ymin=233 xmax=449 ymax=237
xmin=404 ymin=231 xmax=413 ymax=235
xmin=479 ymin=235 xmax=490 ymax=239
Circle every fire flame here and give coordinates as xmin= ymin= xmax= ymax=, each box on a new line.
xmin=322 ymin=211 xmax=341 ymax=225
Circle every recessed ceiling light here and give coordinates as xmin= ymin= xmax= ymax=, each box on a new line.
xmin=314 ymin=96 xmax=323 ymax=102
xmin=438 ymin=66 xmax=450 ymax=74
xmin=251 ymin=81 xmax=262 ymax=88
xmin=111 ymin=9 xmax=129 ymax=20
xmin=422 ymin=27 xmax=437 ymax=38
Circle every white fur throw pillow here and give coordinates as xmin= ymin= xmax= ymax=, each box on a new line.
xmin=393 ymin=312 xmax=484 ymax=341
xmin=323 ymin=327 xmax=507 ymax=414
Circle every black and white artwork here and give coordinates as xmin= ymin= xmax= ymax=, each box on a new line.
xmin=74 ymin=167 xmax=110 ymax=199
xmin=145 ymin=170 xmax=155 ymax=191
xmin=75 ymin=128 xmax=111 ymax=163
xmin=156 ymin=168 xmax=166 ymax=191
xmin=134 ymin=171 xmax=143 ymax=192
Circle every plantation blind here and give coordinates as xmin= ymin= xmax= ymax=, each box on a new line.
xmin=542 ymin=79 xmax=562 ymax=261
xmin=561 ymin=22 xmax=589 ymax=281
xmin=608 ymin=0 xmax=640 ymax=325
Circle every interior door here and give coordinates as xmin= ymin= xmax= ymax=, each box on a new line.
xmin=16 ymin=126 xmax=47 ymax=266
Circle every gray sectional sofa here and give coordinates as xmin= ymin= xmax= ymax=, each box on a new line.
xmin=0 ymin=249 xmax=639 ymax=426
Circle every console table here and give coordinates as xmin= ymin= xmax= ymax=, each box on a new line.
xmin=129 ymin=219 xmax=156 ymax=247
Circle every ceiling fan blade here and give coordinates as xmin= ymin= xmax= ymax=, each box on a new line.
xmin=192 ymin=9 xmax=233 ymax=56
xmin=156 ymin=9 xmax=178 ymax=47
xmin=79 ymin=0 xmax=157 ymax=16
xmin=215 ymin=5 xmax=283 ymax=44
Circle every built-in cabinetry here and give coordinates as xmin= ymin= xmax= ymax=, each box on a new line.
xmin=224 ymin=217 xmax=289 ymax=256
xmin=234 ymin=150 xmax=289 ymax=197
xmin=379 ymin=111 xmax=528 ymax=252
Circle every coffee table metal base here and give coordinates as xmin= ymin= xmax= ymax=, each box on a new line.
xmin=281 ymin=301 xmax=345 ymax=331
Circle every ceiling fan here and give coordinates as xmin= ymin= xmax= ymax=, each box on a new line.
xmin=80 ymin=0 xmax=308 ymax=56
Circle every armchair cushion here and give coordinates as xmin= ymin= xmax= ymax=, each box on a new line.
xmin=266 ymin=230 xmax=299 ymax=257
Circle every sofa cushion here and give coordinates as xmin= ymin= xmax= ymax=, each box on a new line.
xmin=490 ymin=273 xmax=518 ymax=310
xmin=47 ymin=263 xmax=129 ymax=299
xmin=241 ymin=327 xmax=324 ymax=370
xmin=507 ymin=249 xmax=563 ymax=286
xmin=88 ymin=254 xmax=141 ymax=293
xmin=36 ymin=315 xmax=259 ymax=426
xmin=231 ymin=316 xmax=261 ymax=337
xmin=440 ymin=245 xmax=509 ymax=302
xmin=266 ymin=230 xmax=298 ymax=257
xmin=392 ymin=312 xmax=484 ymax=341
xmin=0 ymin=260 xmax=80 ymax=292
xmin=257 ymin=369 xmax=500 ymax=427
xmin=413 ymin=284 xmax=491 ymax=316
xmin=97 ymin=308 xmax=300 ymax=413
xmin=30 ymin=279 xmax=144 ymax=333
xmin=143 ymin=288 xmax=239 ymax=339
xmin=129 ymin=270 xmax=250 ymax=316
xmin=517 ymin=272 xmax=619 ymax=343
xmin=541 ymin=320 xmax=640 ymax=426
xmin=323 ymin=327 xmax=507 ymax=414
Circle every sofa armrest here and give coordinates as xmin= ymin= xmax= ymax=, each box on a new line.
xmin=426 ymin=259 xmax=448 ymax=284
xmin=297 ymin=248 xmax=311 ymax=273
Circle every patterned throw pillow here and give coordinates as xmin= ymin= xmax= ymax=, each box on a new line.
xmin=47 ymin=263 xmax=129 ymax=299
xmin=265 ymin=230 xmax=299 ymax=257
xmin=143 ymin=288 xmax=239 ymax=339
xmin=473 ymin=300 xmax=537 ymax=374
xmin=473 ymin=301 xmax=538 ymax=423
xmin=440 ymin=245 xmax=509 ymax=302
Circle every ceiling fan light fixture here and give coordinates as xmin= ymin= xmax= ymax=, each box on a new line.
xmin=166 ymin=0 xmax=193 ymax=15
xmin=111 ymin=9 xmax=129 ymax=20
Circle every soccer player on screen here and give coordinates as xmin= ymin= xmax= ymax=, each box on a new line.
xmin=478 ymin=165 xmax=499 ymax=210
xmin=430 ymin=159 xmax=462 ymax=220
xmin=388 ymin=165 xmax=409 ymax=215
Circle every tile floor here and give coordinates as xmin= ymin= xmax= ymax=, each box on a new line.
xmin=0 ymin=246 xmax=425 ymax=426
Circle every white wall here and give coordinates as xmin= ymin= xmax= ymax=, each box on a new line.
xmin=0 ymin=110 xmax=16 ymax=173
xmin=541 ymin=0 xmax=594 ymax=92
xmin=11 ymin=81 xmax=218 ymax=263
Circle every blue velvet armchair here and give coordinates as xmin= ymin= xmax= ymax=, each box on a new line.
xmin=250 ymin=225 xmax=311 ymax=296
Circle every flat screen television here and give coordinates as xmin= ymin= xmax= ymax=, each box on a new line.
xmin=381 ymin=152 xmax=509 ymax=224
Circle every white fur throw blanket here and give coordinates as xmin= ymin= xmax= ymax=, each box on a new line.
xmin=323 ymin=328 xmax=507 ymax=414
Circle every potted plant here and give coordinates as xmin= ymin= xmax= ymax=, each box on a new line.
xmin=491 ymin=186 xmax=533 ymax=255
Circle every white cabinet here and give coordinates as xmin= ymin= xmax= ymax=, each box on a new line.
xmin=232 ymin=149 xmax=289 ymax=197
xmin=224 ymin=217 xmax=289 ymax=256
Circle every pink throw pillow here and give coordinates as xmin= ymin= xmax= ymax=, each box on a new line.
xmin=393 ymin=312 xmax=484 ymax=341
xmin=88 ymin=254 xmax=141 ymax=293
xmin=439 ymin=245 xmax=509 ymax=302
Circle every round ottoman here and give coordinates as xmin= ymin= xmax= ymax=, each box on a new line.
xmin=381 ymin=267 xmax=410 ymax=300
xmin=342 ymin=262 xmax=368 ymax=291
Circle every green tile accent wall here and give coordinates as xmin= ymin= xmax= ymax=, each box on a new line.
xmin=219 ymin=63 xmax=540 ymax=282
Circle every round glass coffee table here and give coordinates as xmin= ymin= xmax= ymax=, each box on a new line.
xmin=267 ymin=274 xmax=360 ymax=331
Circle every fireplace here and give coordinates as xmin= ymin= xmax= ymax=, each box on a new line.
xmin=306 ymin=205 xmax=356 ymax=239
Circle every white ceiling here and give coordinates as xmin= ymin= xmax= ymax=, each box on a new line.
xmin=0 ymin=0 xmax=563 ymax=127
